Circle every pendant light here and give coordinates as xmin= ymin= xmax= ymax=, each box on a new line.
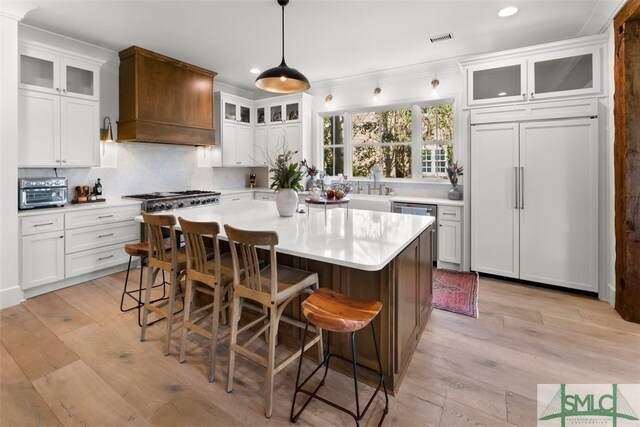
xmin=255 ymin=0 xmax=310 ymax=93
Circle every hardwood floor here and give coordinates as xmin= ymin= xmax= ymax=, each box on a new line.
xmin=1 ymin=270 xmax=638 ymax=426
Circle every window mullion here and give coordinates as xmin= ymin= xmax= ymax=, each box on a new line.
xmin=412 ymin=105 xmax=421 ymax=180
xmin=344 ymin=113 xmax=353 ymax=178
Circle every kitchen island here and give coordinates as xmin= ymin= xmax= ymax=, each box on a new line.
xmin=137 ymin=200 xmax=434 ymax=394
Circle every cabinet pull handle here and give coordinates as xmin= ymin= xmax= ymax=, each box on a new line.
xmin=520 ymin=167 xmax=524 ymax=210
xmin=514 ymin=167 xmax=519 ymax=209
xmin=34 ymin=222 xmax=54 ymax=227
xmin=98 ymin=215 xmax=114 ymax=219
xmin=98 ymin=255 xmax=114 ymax=261
xmin=60 ymin=235 xmax=64 ymax=239
xmin=442 ymin=212 xmax=455 ymax=216
xmin=61 ymin=160 xmax=66 ymax=163
xmin=231 ymin=198 xmax=240 ymax=201
xmin=98 ymin=233 xmax=114 ymax=238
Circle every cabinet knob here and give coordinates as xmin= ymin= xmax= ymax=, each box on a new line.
xmin=62 ymin=89 xmax=67 ymax=93
xmin=61 ymin=159 xmax=67 ymax=163
xmin=522 ymin=93 xmax=526 ymax=99
xmin=530 ymin=92 xmax=535 ymax=99
xmin=59 ymin=235 xmax=64 ymax=239
xmin=56 ymin=87 xmax=60 ymax=92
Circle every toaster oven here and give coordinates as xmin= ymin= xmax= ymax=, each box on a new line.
xmin=18 ymin=177 xmax=68 ymax=210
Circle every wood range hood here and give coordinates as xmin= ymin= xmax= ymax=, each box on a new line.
xmin=117 ymin=46 xmax=217 ymax=146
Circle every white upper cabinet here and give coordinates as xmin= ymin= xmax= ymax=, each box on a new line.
xmin=20 ymin=43 xmax=100 ymax=101
xmin=467 ymin=59 xmax=527 ymax=106
xmin=223 ymin=99 xmax=252 ymax=125
xmin=18 ymin=42 xmax=102 ymax=168
xmin=461 ymin=35 xmax=606 ymax=108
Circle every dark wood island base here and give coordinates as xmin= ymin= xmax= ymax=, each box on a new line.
xmin=277 ymin=226 xmax=434 ymax=395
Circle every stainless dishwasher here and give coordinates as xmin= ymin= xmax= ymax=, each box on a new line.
xmin=391 ymin=201 xmax=437 ymax=260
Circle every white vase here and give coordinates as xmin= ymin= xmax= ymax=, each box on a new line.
xmin=275 ymin=188 xmax=298 ymax=217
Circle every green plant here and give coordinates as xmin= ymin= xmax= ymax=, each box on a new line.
xmin=267 ymin=145 xmax=305 ymax=191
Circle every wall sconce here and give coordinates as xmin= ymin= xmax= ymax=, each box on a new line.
xmin=324 ymin=94 xmax=333 ymax=107
xmin=373 ymin=87 xmax=381 ymax=101
xmin=100 ymin=116 xmax=114 ymax=143
xmin=431 ymin=79 xmax=440 ymax=96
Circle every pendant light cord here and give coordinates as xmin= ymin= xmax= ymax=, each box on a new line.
xmin=281 ymin=3 xmax=285 ymax=64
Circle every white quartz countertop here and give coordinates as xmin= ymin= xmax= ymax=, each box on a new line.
xmin=18 ymin=199 xmax=141 ymax=217
xmin=136 ymin=200 xmax=434 ymax=271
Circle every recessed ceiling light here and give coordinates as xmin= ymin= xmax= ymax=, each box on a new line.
xmin=498 ymin=92 xmax=507 ymax=96
xmin=249 ymin=68 xmax=261 ymax=74
xmin=498 ymin=6 xmax=518 ymax=17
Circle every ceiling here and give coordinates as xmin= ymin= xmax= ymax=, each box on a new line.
xmin=19 ymin=0 xmax=625 ymax=93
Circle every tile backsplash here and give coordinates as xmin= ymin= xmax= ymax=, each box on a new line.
xmin=19 ymin=142 xmax=256 ymax=199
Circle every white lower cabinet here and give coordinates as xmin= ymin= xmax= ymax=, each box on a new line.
xmin=21 ymin=230 xmax=65 ymax=289
xmin=220 ymin=192 xmax=253 ymax=203
xmin=19 ymin=205 xmax=140 ymax=293
xmin=438 ymin=220 xmax=461 ymax=265
xmin=254 ymin=191 xmax=275 ymax=201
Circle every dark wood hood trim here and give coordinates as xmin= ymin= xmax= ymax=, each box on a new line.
xmin=118 ymin=46 xmax=217 ymax=146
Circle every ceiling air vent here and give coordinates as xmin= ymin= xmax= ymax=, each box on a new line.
xmin=429 ymin=32 xmax=453 ymax=43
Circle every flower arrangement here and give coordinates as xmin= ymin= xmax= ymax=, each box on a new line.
xmin=446 ymin=161 xmax=464 ymax=187
xmin=299 ymin=159 xmax=319 ymax=177
xmin=266 ymin=144 xmax=305 ymax=192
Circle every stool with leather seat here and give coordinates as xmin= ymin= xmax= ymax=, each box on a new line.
xmin=290 ymin=287 xmax=389 ymax=426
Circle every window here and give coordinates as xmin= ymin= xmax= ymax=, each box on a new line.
xmin=421 ymin=104 xmax=453 ymax=179
xmin=320 ymin=101 xmax=454 ymax=181
xmin=323 ymin=116 xmax=344 ymax=176
xmin=351 ymin=108 xmax=412 ymax=178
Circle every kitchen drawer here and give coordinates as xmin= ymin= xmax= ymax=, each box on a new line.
xmin=254 ymin=192 xmax=275 ymax=201
xmin=21 ymin=213 xmax=64 ymax=236
xmin=65 ymin=205 xmax=140 ymax=229
xmin=438 ymin=206 xmax=461 ymax=221
xmin=65 ymin=220 xmax=140 ymax=254
xmin=65 ymin=240 xmax=135 ymax=278
xmin=221 ymin=193 xmax=252 ymax=203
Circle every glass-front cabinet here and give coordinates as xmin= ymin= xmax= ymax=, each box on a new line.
xmin=467 ymin=59 xmax=527 ymax=106
xmin=267 ymin=100 xmax=300 ymax=124
xmin=464 ymin=41 xmax=603 ymax=107
xmin=223 ymin=99 xmax=252 ymax=124
xmin=19 ymin=45 xmax=100 ymax=101
xmin=528 ymin=47 xmax=600 ymax=100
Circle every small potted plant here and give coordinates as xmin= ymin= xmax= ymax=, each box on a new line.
xmin=300 ymin=159 xmax=319 ymax=190
xmin=266 ymin=144 xmax=304 ymax=217
xmin=446 ymin=161 xmax=464 ymax=200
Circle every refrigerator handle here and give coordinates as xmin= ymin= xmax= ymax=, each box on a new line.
xmin=514 ymin=167 xmax=519 ymax=209
xmin=520 ymin=166 xmax=524 ymax=210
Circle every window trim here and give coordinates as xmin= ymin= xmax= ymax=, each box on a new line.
xmin=319 ymin=98 xmax=455 ymax=182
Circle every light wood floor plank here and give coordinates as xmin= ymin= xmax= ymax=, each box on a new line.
xmin=439 ymin=398 xmax=514 ymax=427
xmin=0 ymin=304 xmax=79 ymax=381
xmin=32 ymin=359 xmax=150 ymax=426
xmin=506 ymin=391 xmax=537 ymax=427
xmin=0 ymin=343 xmax=62 ymax=427
xmin=23 ymin=292 xmax=94 ymax=337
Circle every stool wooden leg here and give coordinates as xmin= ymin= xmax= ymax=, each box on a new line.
xmin=265 ymin=305 xmax=278 ymax=418
xmin=179 ymin=277 xmax=195 ymax=363
xmin=164 ymin=270 xmax=179 ymax=356
xmin=226 ymin=295 xmax=241 ymax=393
xmin=140 ymin=266 xmax=158 ymax=342
xmin=208 ymin=284 xmax=222 ymax=382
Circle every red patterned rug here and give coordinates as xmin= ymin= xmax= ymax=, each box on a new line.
xmin=432 ymin=268 xmax=479 ymax=318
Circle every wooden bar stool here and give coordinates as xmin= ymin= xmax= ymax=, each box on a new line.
xmin=119 ymin=240 xmax=170 ymax=327
xmin=224 ymin=224 xmax=324 ymax=419
xmin=140 ymin=213 xmax=188 ymax=356
xmin=290 ymin=288 xmax=389 ymax=426
xmin=178 ymin=217 xmax=235 ymax=382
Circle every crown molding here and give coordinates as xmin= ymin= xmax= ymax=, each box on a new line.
xmin=0 ymin=2 xmax=37 ymax=21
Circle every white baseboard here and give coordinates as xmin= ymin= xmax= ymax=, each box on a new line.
xmin=607 ymin=282 xmax=616 ymax=307
xmin=0 ymin=285 xmax=24 ymax=310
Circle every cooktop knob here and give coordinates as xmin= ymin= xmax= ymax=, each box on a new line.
xmin=166 ymin=203 xmax=173 ymax=209
xmin=151 ymin=204 xmax=159 ymax=211
xmin=195 ymin=199 xmax=201 ymax=204
xmin=159 ymin=203 xmax=166 ymax=210
xmin=178 ymin=202 xmax=184 ymax=208
xmin=190 ymin=200 xmax=195 ymax=205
